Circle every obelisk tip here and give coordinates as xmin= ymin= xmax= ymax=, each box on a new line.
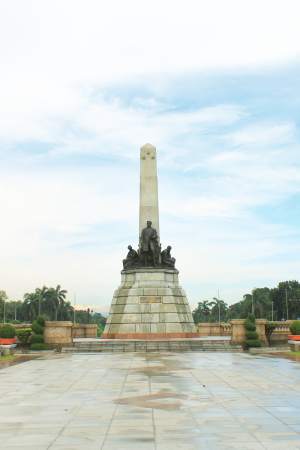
xmin=141 ymin=143 xmax=156 ymax=149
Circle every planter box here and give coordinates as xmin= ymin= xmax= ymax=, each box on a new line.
xmin=288 ymin=335 xmax=300 ymax=341
xmin=0 ymin=338 xmax=17 ymax=345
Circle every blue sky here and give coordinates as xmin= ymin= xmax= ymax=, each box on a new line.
xmin=1 ymin=1 xmax=300 ymax=313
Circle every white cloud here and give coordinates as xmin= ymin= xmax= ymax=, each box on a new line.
xmin=1 ymin=0 xmax=300 ymax=310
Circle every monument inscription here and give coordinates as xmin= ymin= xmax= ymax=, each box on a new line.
xmin=139 ymin=296 xmax=162 ymax=304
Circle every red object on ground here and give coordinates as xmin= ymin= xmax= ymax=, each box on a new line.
xmin=288 ymin=335 xmax=300 ymax=341
xmin=0 ymin=338 xmax=17 ymax=345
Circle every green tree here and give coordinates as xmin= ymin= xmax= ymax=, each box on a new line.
xmin=59 ymin=300 xmax=74 ymax=321
xmin=269 ymin=280 xmax=300 ymax=321
xmin=49 ymin=285 xmax=68 ymax=321
xmin=198 ymin=300 xmax=211 ymax=323
xmin=35 ymin=286 xmax=53 ymax=316
xmin=23 ymin=292 xmax=39 ymax=322
xmin=210 ymin=298 xmax=228 ymax=322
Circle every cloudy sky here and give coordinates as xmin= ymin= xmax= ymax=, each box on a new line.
xmin=1 ymin=0 xmax=300 ymax=314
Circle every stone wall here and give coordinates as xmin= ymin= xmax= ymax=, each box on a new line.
xmin=0 ymin=322 xmax=98 ymax=351
xmin=230 ymin=319 xmax=291 ymax=348
xmin=44 ymin=321 xmax=73 ymax=351
xmin=198 ymin=323 xmax=231 ymax=337
xmin=73 ymin=324 xmax=98 ymax=338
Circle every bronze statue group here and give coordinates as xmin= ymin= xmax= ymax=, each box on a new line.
xmin=123 ymin=221 xmax=176 ymax=270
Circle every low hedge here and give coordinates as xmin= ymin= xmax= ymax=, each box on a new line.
xmin=31 ymin=343 xmax=47 ymax=351
xmin=16 ymin=328 xmax=32 ymax=344
xmin=290 ymin=320 xmax=300 ymax=335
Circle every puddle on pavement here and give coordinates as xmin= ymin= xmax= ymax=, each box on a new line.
xmin=263 ymin=352 xmax=300 ymax=362
xmin=0 ymin=355 xmax=41 ymax=370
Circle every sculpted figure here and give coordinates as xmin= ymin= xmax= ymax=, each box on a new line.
xmin=161 ymin=245 xmax=176 ymax=268
xmin=123 ymin=245 xmax=139 ymax=270
xmin=140 ymin=221 xmax=158 ymax=266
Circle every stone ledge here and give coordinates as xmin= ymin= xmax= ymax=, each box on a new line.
xmin=101 ymin=332 xmax=199 ymax=339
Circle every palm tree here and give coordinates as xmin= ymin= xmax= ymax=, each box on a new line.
xmin=198 ymin=300 xmax=211 ymax=323
xmin=23 ymin=292 xmax=39 ymax=322
xmin=242 ymin=288 xmax=271 ymax=318
xmin=59 ymin=301 xmax=74 ymax=321
xmin=210 ymin=298 xmax=228 ymax=322
xmin=35 ymin=286 xmax=51 ymax=316
xmin=49 ymin=285 xmax=68 ymax=321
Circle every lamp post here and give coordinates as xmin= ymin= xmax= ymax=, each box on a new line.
xmin=4 ymin=299 xmax=6 ymax=323
xmin=285 ymin=290 xmax=288 ymax=321
xmin=74 ymin=293 xmax=76 ymax=324
xmin=218 ymin=290 xmax=220 ymax=323
xmin=252 ymin=287 xmax=257 ymax=315
xmin=271 ymin=301 xmax=273 ymax=322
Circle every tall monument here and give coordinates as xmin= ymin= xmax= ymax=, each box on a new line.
xmin=139 ymin=143 xmax=159 ymax=242
xmin=102 ymin=144 xmax=197 ymax=339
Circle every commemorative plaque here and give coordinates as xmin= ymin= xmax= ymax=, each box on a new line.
xmin=139 ymin=296 xmax=162 ymax=304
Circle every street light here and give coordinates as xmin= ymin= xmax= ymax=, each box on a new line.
xmin=271 ymin=301 xmax=273 ymax=322
xmin=285 ymin=290 xmax=288 ymax=321
xmin=252 ymin=287 xmax=257 ymax=315
xmin=218 ymin=290 xmax=220 ymax=323
xmin=3 ymin=298 xmax=6 ymax=323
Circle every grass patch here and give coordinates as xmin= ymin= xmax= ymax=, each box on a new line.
xmin=286 ymin=351 xmax=300 ymax=356
xmin=0 ymin=355 xmax=21 ymax=361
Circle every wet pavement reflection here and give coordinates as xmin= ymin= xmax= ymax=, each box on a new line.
xmin=0 ymin=354 xmax=40 ymax=370
xmin=266 ymin=351 xmax=300 ymax=362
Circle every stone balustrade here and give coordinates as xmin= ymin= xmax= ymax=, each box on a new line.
xmin=198 ymin=323 xmax=231 ymax=337
xmin=1 ymin=322 xmax=98 ymax=351
xmin=271 ymin=321 xmax=293 ymax=334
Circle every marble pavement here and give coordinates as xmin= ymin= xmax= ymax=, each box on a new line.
xmin=1 ymin=352 xmax=300 ymax=449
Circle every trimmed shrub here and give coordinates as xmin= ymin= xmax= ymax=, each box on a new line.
xmin=245 ymin=339 xmax=261 ymax=348
xmin=290 ymin=320 xmax=300 ymax=335
xmin=243 ymin=319 xmax=256 ymax=332
xmin=0 ymin=324 xmax=16 ymax=339
xmin=37 ymin=315 xmax=46 ymax=327
xmin=245 ymin=331 xmax=259 ymax=340
xmin=31 ymin=321 xmax=44 ymax=335
xmin=16 ymin=328 xmax=32 ymax=345
xmin=244 ymin=314 xmax=261 ymax=348
xmin=31 ymin=317 xmax=47 ymax=350
xmin=31 ymin=343 xmax=47 ymax=351
xmin=10 ymin=320 xmax=21 ymax=324
xmin=30 ymin=334 xmax=44 ymax=344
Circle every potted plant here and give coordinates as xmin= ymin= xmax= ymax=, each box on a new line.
xmin=0 ymin=324 xmax=17 ymax=344
xmin=289 ymin=320 xmax=300 ymax=341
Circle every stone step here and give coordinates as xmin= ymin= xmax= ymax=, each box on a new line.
xmin=63 ymin=340 xmax=242 ymax=353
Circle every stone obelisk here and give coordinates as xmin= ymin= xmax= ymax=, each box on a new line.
xmin=139 ymin=143 xmax=160 ymax=243
xmin=102 ymin=143 xmax=197 ymax=339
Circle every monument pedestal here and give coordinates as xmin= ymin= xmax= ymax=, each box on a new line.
xmin=102 ymin=268 xmax=198 ymax=339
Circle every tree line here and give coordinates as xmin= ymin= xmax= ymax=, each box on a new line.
xmin=192 ymin=280 xmax=300 ymax=324
xmin=0 ymin=286 xmax=107 ymax=327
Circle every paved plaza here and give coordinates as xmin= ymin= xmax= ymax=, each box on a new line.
xmin=1 ymin=352 xmax=300 ymax=449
